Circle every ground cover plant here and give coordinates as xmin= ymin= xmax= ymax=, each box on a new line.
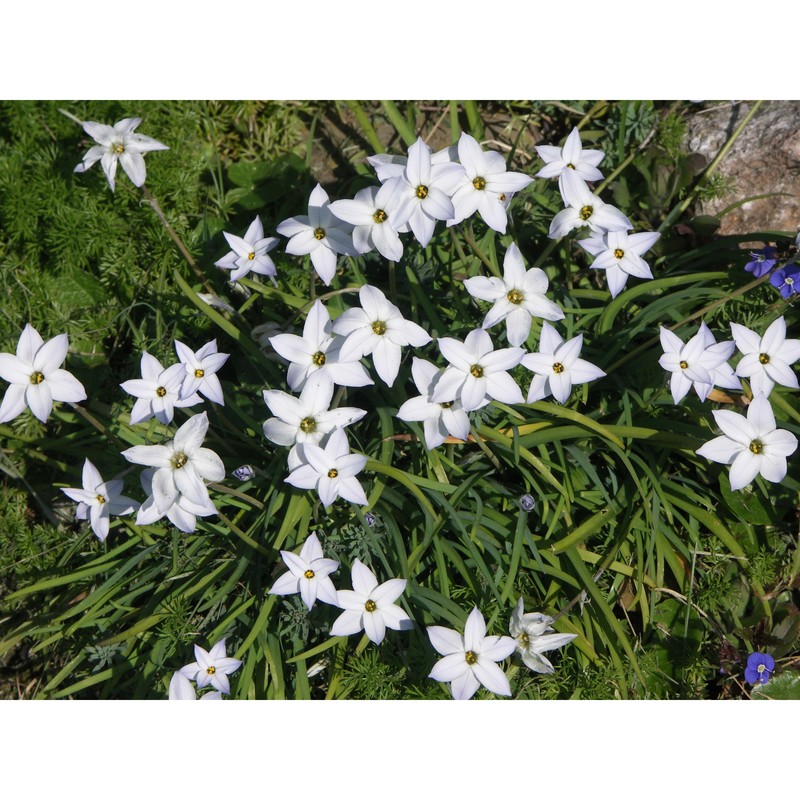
xmin=1 ymin=100 xmax=798 ymax=700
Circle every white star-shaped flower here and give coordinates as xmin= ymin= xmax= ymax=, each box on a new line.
xmin=60 ymin=458 xmax=139 ymax=541
xmin=174 ymin=339 xmax=229 ymax=406
xmin=331 ymin=284 xmax=432 ymax=387
xmin=463 ymin=243 xmax=564 ymax=346
xmin=731 ymin=317 xmax=800 ymax=397
xmin=535 ymin=126 xmax=604 ymax=196
xmin=215 ymin=216 xmax=280 ymax=282
xmin=432 ymin=328 xmax=525 ymax=412
xmin=329 ymin=179 xmax=412 ymax=262
xmin=178 ymin=638 xmax=243 ymax=695
xmin=136 ymin=467 xmax=218 ymax=533
xmin=73 ymin=117 xmax=168 ymax=192
xmin=0 ymin=324 xmax=86 ymax=424
xmin=578 ymin=229 xmax=661 ymax=297
xmin=120 ymin=352 xmax=202 ymax=425
xmin=262 ymin=373 xmax=366 ymax=447
xmin=549 ymin=170 xmax=631 ymax=239
xmin=658 ymin=323 xmax=738 ymax=403
xmin=447 ymin=133 xmax=533 ymax=234
xmin=509 ymin=598 xmax=577 ymax=674
xmin=330 ymin=559 xmax=412 ymax=644
xmin=268 ymin=531 xmax=340 ymax=610
xmin=276 ymin=183 xmax=358 ymax=285
xmin=368 ymin=143 xmax=460 ymax=182
xmin=168 ymin=671 xmax=222 ymax=700
xmin=285 ymin=427 xmax=368 ymax=509
xmin=522 ymin=321 xmax=606 ymax=404
xmin=121 ymin=411 xmax=225 ymax=514
xmin=427 ymin=607 xmax=517 ymax=700
xmin=396 ymin=357 xmax=474 ymax=449
xmin=269 ymin=299 xmax=373 ymax=391
xmin=696 ymin=394 xmax=798 ymax=490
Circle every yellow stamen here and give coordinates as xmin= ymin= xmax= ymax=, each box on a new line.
xmin=327 ymin=468 xmax=338 ymax=479
xmin=312 ymin=351 xmax=326 ymax=366
xmin=313 ymin=228 xmax=326 ymax=240
xmin=29 ymin=371 xmax=44 ymax=385
xmin=299 ymin=417 xmax=316 ymax=433
xmin=416 ymin=185 xmax=428 ymax=199
xmin=472 ymin=177 xmax=486 ymax=191
xmin=373 ymin=209 xmax=387 ymax=224
xmin=507 ymin=288 xmax=524 ymax=305
xmin=156 ymin=386 xmax=167 ymax=397
xmin=759 ymin=353 xmax=770 ymax=365
xmin=679 ymin=360 xmax=688 ymax=370
xmin=614 ymin=248 xmax=624 ymax=259
xmin=579 ymin=205 xmax=593 ymax=221
xmin=552 ymin=362 xmax=564 ymax=374
xmin=171 ymin=452 xmax=188 ymax=469
xmin=749 ymin=440 xmax=763 ymax=454
xmin=464 ymin=651 xmax=478 ymax=665
xmin=194 ymin=368 xmax=205 ymax=378
xmin=304 ymin=569 xmax=315 ymax=579
xmin=371 ymin=320 xmax=387 ymax=336
xmin=365 ymin=599 xmax=377 ymax=612
xmin=470 ymin=364 xmax=484 ymax=378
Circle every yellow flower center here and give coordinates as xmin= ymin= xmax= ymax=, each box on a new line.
xmin=299 ymin=417 xmax=316 ymax=433
xmin=373 ymin=209 xmax=387 ymax=224
xmin=614 ymin=248 xmax=624 ymax=259
xmin=759 ymin=353 xmax=770 ymax=365
xmin=113 ymin=143 xmax=125 ymax=154
xmin=95 ymin=494 xmax=106 ymax=505
xmin=507 ymin=288 xmax=524 ymax=305
xmin=371 ymin=320 xmax=387 ymax=336
xmin=579 ymin=205 xmax=593 ymax=221
xmin=499 ymin=193 xmax=507 ymax=202
xmin=416 ymin=185 xmax=429 ymax=199
xmin=749 ymin=440 xmax=764 ymax=454
xmin=757 ymin=664 xmax=766 ymax=674
xmin=470 ymin=364 xmax=484 ymax=378
xmin=194 ymin=368 xmax=205 ymax=378
xmin=206 ymin=666 xmax=216 ymax=675
xmin=679 ymin=360 xmax=688 ymax=370
xmin=312 ymin=351 xmax=326 ymax=366
xmin=29 ymin=371 xmax=44 ymax=385
xmin=566 ymin=163 xmax=575 ymax=169
xmin=156 ymin=386 xmax=167 ymax=397
xmin=313 ymin=227 xmax=326 ymax=240
xmin=247 ymin=252 xmax=256 ymax=260
xmin=327 ymin=468 xmax=338 ymax=479
xmin=365 ymin=599 xmax=377 ymax=612
xmin=440 ymin=401 xmax=453 ymax=409
xmin=552 ymin=362 xmax=565 ymax=374
xmin=464 ymin=650 xmax=478 ymax=665
xmin=472 ymin=177 xmax=486 ymax=191
xmin=304 ymin=569 xmax=315 ymax=579
xmin=171 ymin=452 xmax=188 ymax=469
xmin=518 ymin=632 xmax=530 ymax=647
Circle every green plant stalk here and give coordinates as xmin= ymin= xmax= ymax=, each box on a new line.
xmin=381 ymin=100 xmax=417 ymax=146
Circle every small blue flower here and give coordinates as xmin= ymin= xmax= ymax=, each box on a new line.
xmin=769 ymin=264 xmax=800 ymax=299
xmin=744 ymin=651 xmax=775 ymax=685
xmin=519 ymin=493 xmax=536 ymax=512
xmin=744 ymin=246 xmax=778 ymax=278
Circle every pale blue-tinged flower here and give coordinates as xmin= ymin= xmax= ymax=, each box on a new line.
xmin=120 ymin=352 xmax=202 ymax=425
xmin=331 ymin=284 xmax=432 ymax=387
xmin=285 ymin=427 xmax=368 ymax=509
xmin=276 ymin=184 xmax=358 ymax=285
xmin=509 ymin=599 xmax=576 ymax=674
xmin=0 ymin=324 xmax=86 ymax=424
xmin=179 ymin=638 xmax=242 ymax=695
xmin=578 ymin=229 xmax=661 ymax=297
xmin=269 ymin=299 xmax=373 ymax=391
xmin=61 ymin=458 xmax=139 ymax=542
xmin=696 ymin=393 xmax=798 ymax=490
xmin=174 ymin=339 xmax=229 ymax=406
xmin=535 ymin=127 xmax=604 ymax=197
xmin=168 ymin=671 xmax=222 ymax=700
xmin=396 ymin=357 xmax=474 ymax=449
xmin=74 ymin=117 xmax=168 ymax=192
xmin=432 ymin=328 xmax=524 ymax=412
xmin=522 ymin=322 xmax=605 ymax=404
xmin=330 ymin=559 xmax=412 ymax=644
xmin=732 ymin=316 xmax=800 ymax=397
xmin=427 ymin=607 xmax=517 ymax=700
xmin=549 ymin=170 xmax=631 ymax=239
xmin=268 ymin=531 xmax=340 ymax=610
xmin=463 ymin=243 xmax=564 ymax=346
xmin=215 ymin=216 xmax=279 ymax=282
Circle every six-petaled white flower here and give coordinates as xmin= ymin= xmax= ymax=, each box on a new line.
xmin=330 ymin=559 xmax=412 ymax=644
xmin=285 ymin=427 xmax=368 ymax=509
xmin=549 ymin=170 xmax=631 ymax=239
xmin=731 ymin=317 xmax=800 ymax=397
xmin=578 ymin=229 xmax=661 ymax=298
xmin=427 ymin=606 xmax=517 ymax=700
xmin=178 ymin=638 xmax=243 ymax=695
xmin=331 ymin=284 xmax=432 ymax=387
xmin=396 ymin=357 xmax=475 ymax=449
xmin=432 ymin=328 xmax=525 ymax=411
xmin=535 ymin=126 xmax=604 ymax=196
xmin=268 ymin=531 xmax=340 ymax=610
xmin=0 ymin=324 xmax=86 ymax=424
xmin=60 ymin=458 xmax=139 ymax=541
xmin=276 ymin=183 xmax=358 ymax=285
xmin=74 ymin=117 xmax=168 ymax=192
xmin=215 ymin=216 xmax=280 ymax=282
xmin=696 ymin=394 xmax=798 ymax=490
xmin=136 ymin=467 xmax=218 ymax=533
xmin=522 ymin=322 xmax=606 ymax=404
xmin=658 ymin=323 xmax=738 ymax=404
xmin=509 ymin=598 xmax=577 ymax=674
xmin=120 ymin=352 xmax=202 ymax=425
xmin=262 ymin=373 xmax=366 ymax=447
xmin=447 ymin=133 xmax=533 ymax=234
xmin=463 ymin=243 xmax=564 ymax=346
xmin=269 ymin=300 xmax=373 ymax=391
xmin=174 ymin=339 xmax=229 ymax=406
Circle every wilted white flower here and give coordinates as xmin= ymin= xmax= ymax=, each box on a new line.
xmin=509 ymin=599 xmax=576 ymax=674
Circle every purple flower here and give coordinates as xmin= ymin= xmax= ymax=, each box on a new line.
xmin=744 ymin=651 xmax=775 ymax=685
xmin=770 ymin=264 xmax=800 ymax=299
xmin=744 ymin=246 xmax=778 ymax=278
